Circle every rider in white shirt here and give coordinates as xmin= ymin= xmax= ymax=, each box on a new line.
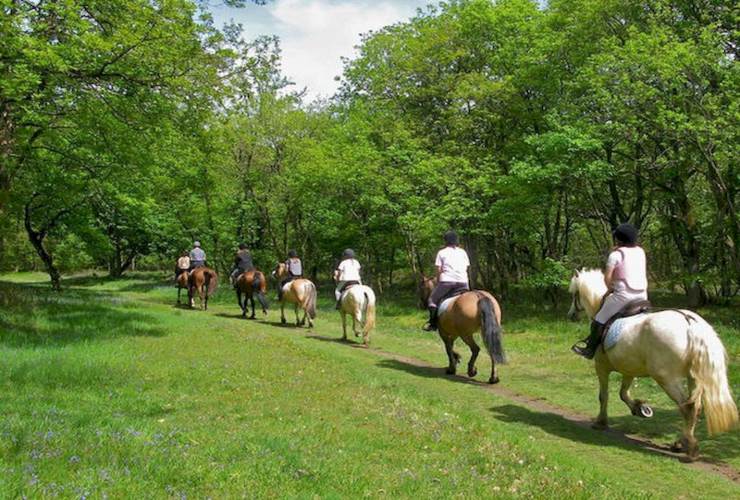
xmin=334 ymin=248 xmax=362 ymax=309
xmin=572 ymin=223 xmax=649 ymax=359
xmin=423 ymin=231 xmax=471 ymax=331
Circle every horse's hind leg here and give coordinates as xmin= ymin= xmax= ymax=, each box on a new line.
xmin=439 ymin=332 xmax=457 ymax=375
xmin=353 ymin=307 xmax=362 ymax=337
xmin=658 ymin=378 xmax=698 ymax=460
xmin=459 ymin=334 xmax=480 ymax=378
xmin=249 ymin=296 xmax=256 ymax=319
xmin=280 ymin=302 xmax=286 ymax=324
xmin=619 ymin=376 xmax=652 ymax=417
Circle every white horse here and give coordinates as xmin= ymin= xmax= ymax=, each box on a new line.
xmin=568 ymin=269 xmax=738 ymax=460
xmin=338 ymin=284 xmax=376 ymax=346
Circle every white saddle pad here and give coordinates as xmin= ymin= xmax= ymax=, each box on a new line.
xmin=438 ymin=296 xmax=459 ymax=318
xmin=604 ymin=314 xmax=646 ymax=351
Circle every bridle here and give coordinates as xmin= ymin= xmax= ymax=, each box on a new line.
xmin=572 ymin=289 xmax=585 ymax=313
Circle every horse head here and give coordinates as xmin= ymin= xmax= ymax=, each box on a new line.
xmin=567 ymin=268 xmax=606 ymax=320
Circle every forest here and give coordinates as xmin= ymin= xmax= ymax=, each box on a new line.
xmin=1 ymin=0 xmax=737 ymax=306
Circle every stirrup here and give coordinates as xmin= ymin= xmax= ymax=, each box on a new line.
xmin=571 ymin=341 xmax=595 ymax=359
xmin=422 ymin=322 xmax=437 ymax=332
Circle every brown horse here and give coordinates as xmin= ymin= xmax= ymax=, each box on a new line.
xmin=235 ymin=269 xmax=269 ymax=319
xmin=272 ymin=263 xmax=317 ymax=327
xmin=437 ymin=291 xmax=506 ymax=384
xmin=418 ymin=274 xmax=436 ymax=309
xmin=176 ymin=271 xmax=190 ymax=305
xmin=188 ymin=267 xmax=218 ymax=310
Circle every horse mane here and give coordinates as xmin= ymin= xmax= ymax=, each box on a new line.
xmin=571 ymin=268 xmax=607 ymax=306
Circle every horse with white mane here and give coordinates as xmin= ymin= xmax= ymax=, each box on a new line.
xmin=337 ymin=283 xmax=376 ymax=346
xmin=568 ymin=268 xmax=738 ymax=460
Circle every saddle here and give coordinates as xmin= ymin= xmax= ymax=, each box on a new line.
xmin=339 ymin=280 xmax=360 ymax=295
xmin=437 ymin=286 xmax=471 ymax=317
xmin=602 ymin=299 xmax=652 ymax=340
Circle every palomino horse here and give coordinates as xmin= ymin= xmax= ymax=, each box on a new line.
xmin=437 ymin=291 xmax=506 ymax=384
xmin=337 ymin=283 xmax=376 ymax=345
xmin=568 ymin=269 xmax=738 ymax=460
xmin=272 ymin=263 xmax=317 ymax=327
xmin=235 ymin=269 xmax=269 ymax=319
xmin=418 ymin=274 xmax=436 ymax=309
xmin=188 ymin=267 xmax=218 ymax=310
xmin=176 ymin=271 xmax=190 ymax=305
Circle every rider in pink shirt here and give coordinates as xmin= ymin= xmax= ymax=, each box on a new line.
xmin=572 ymin=223 xmax=648 ymax=359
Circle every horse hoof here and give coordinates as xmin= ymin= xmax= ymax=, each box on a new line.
xmin=445 ymin=368 xmax=456 ymax=375
xmin=488 ymin=376 xmax=499 ymax=384
xmin=637 ymin=404 xmax=653 ymax=418
xmin=468 ymin=368 xmax=477 ymax=378
xmin=281 ymin=318 xmax=286 ymax=324
xmin=591 ymin=421 xmax=608 ymax=430
xmin=670 ymin=440 xmax=686 ymax=453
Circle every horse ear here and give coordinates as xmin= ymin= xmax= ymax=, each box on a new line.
xmin=572 ymin=269 xmax=580 ymax=277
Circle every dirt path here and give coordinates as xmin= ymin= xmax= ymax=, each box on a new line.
xmin=308 ymin=335 xmax=740 ymax=484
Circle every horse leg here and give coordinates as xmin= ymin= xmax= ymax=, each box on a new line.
xmin=280 ymin=302 xmax=286 ymax=324
xmin=237 ymin=290 xmax=245 ymax=317
xmin=353 ymin=306 xmax=362 ymax=338
xmin=459 ymin=334 xmax=480 ymax=378
xmin=619 ymin=376 xmax=638 ymax=414
xmin=341 ymin=311 xmax=348 ymax=340
xmin=294 ymin=304 xmax=301 ymax=326
xmin=593 ymin=358 xmax=610 ymax=429
xmin=439 ymin=332 xmax=457 ymax=375
xmin=657 ymin=377 xmax=698 ymax=460
xmin=177 ymin=287 xmax=181 ymax=305
xmin=249 ymin=295 xmax=256 ymax=319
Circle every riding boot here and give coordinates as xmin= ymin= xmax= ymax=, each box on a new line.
xmin=571 ymin=320 xmax=604 ymax=359
xmin=422 ymin=307 xmax=438 ymax=331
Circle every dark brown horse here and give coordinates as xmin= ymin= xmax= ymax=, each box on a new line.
xmin=235 ymin=269 xmax=269 ymax=319
xmin=437 ymin=291 xmax=506 ymax=384
xmin=176 ymin=271 xmax=190 ymax=305
xmin=188 ymin=267 xmax=218 ymax=310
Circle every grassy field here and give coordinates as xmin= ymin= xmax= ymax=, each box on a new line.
xmin=0 ymin=272 xmax=738 ymax=498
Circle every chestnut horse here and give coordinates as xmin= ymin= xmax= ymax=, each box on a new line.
xmin=437 ymin=291 xmax=506 ymax=384
xmin=235 ymin=269 xmax=269 ymax=319
xmin=272 ymin=263 xmax=317 ymax=328
xmin=188 ymin=267 xmax=218 ymax=310
xmin=176 ymin=271 xmax=190 ymax=305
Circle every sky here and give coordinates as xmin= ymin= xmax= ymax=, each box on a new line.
xmin=210 ymin=0 xmax=431 ymax=100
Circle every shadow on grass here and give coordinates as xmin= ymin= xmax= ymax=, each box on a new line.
xmin=376 ymin=357 xmax=462 ymax=380
xmin=0 ymin=281 xmax=166 ymax=347
xmin=307 ymin=334 xmax=368 ymax=348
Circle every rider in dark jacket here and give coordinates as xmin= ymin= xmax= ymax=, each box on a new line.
xmin=230 ymin=243 xmax=255 ymax=286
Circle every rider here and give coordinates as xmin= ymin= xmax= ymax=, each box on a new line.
xmin=572 ymin=223 xmax=648 ymax=359
xmin=334 ymin=249 xmax=362 ymax=309
xmin=278 ymin=249 xmax=303 ymax=301
xmin=175 ymin=251 xmax=190 ymax=280
xmin=189 ymin=241 xmax=206 ymax=269
xmin=230 ymin=243 xmax=255 ymax=286
xmin=423 ymin=230 xmax=470 ymax=331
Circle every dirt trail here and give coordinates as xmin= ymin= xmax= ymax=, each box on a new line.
xmin=309 ymin=335 xmax=740 ymax=484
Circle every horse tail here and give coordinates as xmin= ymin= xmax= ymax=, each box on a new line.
xmin=686 ymin=315 xmax=738 ymax=435
xmin=305 ymin=281 xmax=317 ymax=319
xmin=363 ymin=288 xmax=376 ymax=336
xmin=206 ymin=270 xmax=218 ymax=296
xmin=479 ymin=294 xmax=506 ymax=364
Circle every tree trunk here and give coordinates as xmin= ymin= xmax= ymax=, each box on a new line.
xmin=24 ymin=204 xmax=61 ymax=290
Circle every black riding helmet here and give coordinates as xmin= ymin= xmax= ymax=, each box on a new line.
xmin=238 ymin=243 xmax=247 ymax=250
xmin=288 ymin=249 xmax=298 ymax=258
xmin=342 ymin=248 xmax=355 ymax=259
xmin=613 ymin=223 xmax=638 ymax=246
xmin=444 ymin=230 xmax=459 ymax=246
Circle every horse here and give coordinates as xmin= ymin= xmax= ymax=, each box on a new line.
xmin=568 ymin=268 xmax=738 ymax=460
xmin=272 ymin=263 xmax=317 ymax=328
xmin=418 ymin=274 xmax=436 ymax=309
xmin=235 ymin=269 xmax=269 ymax=319
xmin=188 ymin=267 xmax=218 ymax=310
xmin=176 ymin=271 xmax=190 ymax=305
xmin=436 ymin=291 xmax=506 ymax=384
xmin=337 ymin=283 xmax=376 ymax=346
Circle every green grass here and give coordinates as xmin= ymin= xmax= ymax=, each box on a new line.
xmin=0 ymin=272 xmax=738 ymax=498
